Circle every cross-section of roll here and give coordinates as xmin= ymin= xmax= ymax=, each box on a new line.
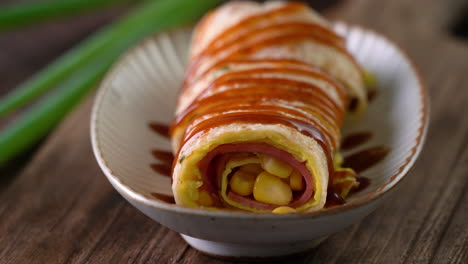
xmin=170 ymin=1 xmax=367 ymax=213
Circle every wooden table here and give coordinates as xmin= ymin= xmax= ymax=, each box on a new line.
xmin=1 ymin=0 xmax=467 ymax=263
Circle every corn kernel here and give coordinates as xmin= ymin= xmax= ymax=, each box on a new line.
xmin=259 ymin=154 xmax=293 ymax=178
xmin=239 ymin=163 xmax=263 ymax=175
xmin=334 ymin=152 xmax=344 ymax=168
xmin=363 ymin=71 xmax=377 ymax=88
xmin=253 ymin=172 xmax=292 ymax=205
xmin=289 ymin=170 xmax=304 ymax=191
xmin=272 ymin=206 xmax=297 ymax=214
xmin=198 ymin=191 xmax=213 ymax=206
xmin=230 ymin=170 xmax=256 ymax=196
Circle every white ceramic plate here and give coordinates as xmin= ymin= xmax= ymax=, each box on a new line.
xmin=91 ymin=22 xmax=428 ymax=258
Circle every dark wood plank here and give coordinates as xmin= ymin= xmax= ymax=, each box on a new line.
xmin=0 ymin=1 xmax=124 ymax=188
xmin=315 ymin=1 xmax=468 ymax=263
xmin=0 ymin=0 xmax=467 ymax=263
xmin=0 ymin=98 xmax=121 ymax=263
xmin=430 ymin=188 xmax=468 ymax=264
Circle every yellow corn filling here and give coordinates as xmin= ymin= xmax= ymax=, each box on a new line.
xmin=173 ymin=130 xmax=327 ymax=212
xmin=289 ymin=170 xmax=304 ymax=191
xmin=177 ymin=147 xmax=358 ymax=213
xmin=214 ymin=153 xmax=306 ymax=214
xmin=219 ymin=152 xmax=358 ymax=213
xmin=253 ymin=171 xmax=293 ymax=205
xmin=229 ymin=169 xmax=257 ymax=196
xmin=258 ymin=154 xmax=293 ymax=178
xmin=272 ymin=206 xmax=297 ymax=214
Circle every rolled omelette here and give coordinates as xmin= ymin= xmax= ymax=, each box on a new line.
xmin=170 ymin=1 xmax=366 ymax=213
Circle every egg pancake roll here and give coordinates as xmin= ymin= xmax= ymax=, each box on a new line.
xmin=169 ymin=1 xmax=366 ymax=213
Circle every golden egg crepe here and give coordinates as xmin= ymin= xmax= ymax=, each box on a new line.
xmin=169 ymin=1 xmax=366 ymax=213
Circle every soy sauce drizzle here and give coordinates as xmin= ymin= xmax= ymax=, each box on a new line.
xmin=351 ymin=176 xmax=371 ymax=194
xmin=149 ymin=150 xmax=173 ymax=178
xmin=147 ymin=122 xmax=175 ymax=203
xmin=341 ymin=131 xmax=373 ymax=150
xmin=327 ymin=71 xmax=382 ymax=203
xmin=151 ymin=150 xmax=174 ymax=166
xmin=150 ymin=163 xmax=171 ymax=177
xmin=149 ymin=122 xmax=170 ymax=138
xmin=150 ymin=192 xmax=175 ymax=204
xmin=148 ymin=123 xmax=173 ymax=178
xmin=326 ymin=188 xmax=346 ymax=207
xmin=343 ymin=146 xmax=390 ymax=173
xmin=348 ymin=97 xmax=358 ymax=112
xmin=148 ymin=159 xmax=175 ymax=203
xmin=367 ymin=88 xmax=378 ymax=102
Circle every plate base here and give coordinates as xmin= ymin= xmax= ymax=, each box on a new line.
xmin=181 ymin=234 xmax=327 ymax=258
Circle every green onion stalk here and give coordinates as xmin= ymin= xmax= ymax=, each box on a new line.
xmin=0 ymin=0 xmax=132 ymax=32
xmin=0 ymin=0 xmax=222 ymax=164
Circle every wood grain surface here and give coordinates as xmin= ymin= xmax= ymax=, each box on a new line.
xmin=0 ymin=0 xmax=467 ymax=263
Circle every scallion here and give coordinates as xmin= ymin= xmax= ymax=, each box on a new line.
xmin=0 ymin=0 xmax=221 ymax=164
xmin=0 ymin=0 xmax=132 ymax=32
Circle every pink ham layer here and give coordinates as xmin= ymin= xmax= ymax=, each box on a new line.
xmin=197 ymin=142 xmax=315 ymax=210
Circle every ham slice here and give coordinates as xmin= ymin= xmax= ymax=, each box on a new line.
xmin=197 ymin=142 xmax=315 ymax=209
